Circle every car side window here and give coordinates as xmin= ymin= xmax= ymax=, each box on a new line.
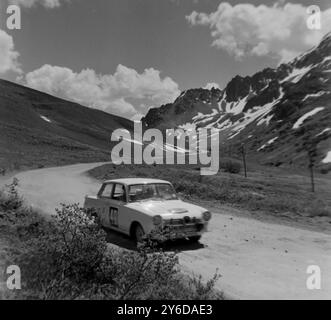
xmin=111 ymin=184 xmax=126 ymax=202
xmin=99 ymin=183 xmax=114 ymax=198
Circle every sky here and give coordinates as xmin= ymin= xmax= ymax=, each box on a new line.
xmin=0 ymin=0 xmax=331 ymax=119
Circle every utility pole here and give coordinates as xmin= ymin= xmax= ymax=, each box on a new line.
xmin=240 ymin=143 xmax=247 ymax=178
xmin=309 ymin=159 xmax=315 ymax=193
xmin=303 ymin=133 xmax=317 ymax=193
xmin=308 ymin=148 xmax=316 ymax=193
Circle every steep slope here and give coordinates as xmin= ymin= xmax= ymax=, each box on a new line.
xmin=0 ymin=80 xmax=133 ymax=171
xmin=142 ymin=33 xmax=331 ymax=169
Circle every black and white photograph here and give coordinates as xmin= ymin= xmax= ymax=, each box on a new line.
xmin=0 ymin=0 xmax=330 ymax=306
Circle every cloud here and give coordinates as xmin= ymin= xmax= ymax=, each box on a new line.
xmin=0 ymin=29 xmax=21 ymax=74
xmin=204 ymin=82 xmax=220 ymax=90
xmin=186 ymin=2 xmax=331 ymax=62
xmin=24 ymin=64 xmax=180 ymax=119
xmin=8 ymin=0 xmax=66 ymax=8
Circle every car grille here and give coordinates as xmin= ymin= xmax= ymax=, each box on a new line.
xmin=163 ymin=217 xmax=204 ymax=232
xmin=164 ymin=217 xmax=202 ymax=225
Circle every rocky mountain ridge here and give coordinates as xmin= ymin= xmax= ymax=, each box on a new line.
xmin=142 ymin=33 xmax=331 ymax=169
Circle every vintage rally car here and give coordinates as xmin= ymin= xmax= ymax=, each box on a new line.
xmin=84 ymin=178 xmax=212 ymax=243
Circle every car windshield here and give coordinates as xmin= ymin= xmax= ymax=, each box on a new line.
xmin=128 ymin=183 xmax=178 ymax=202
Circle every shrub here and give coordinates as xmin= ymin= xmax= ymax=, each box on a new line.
xmin=0 ymin=180 xmax=49 ymax=243
xmin=13 ymin=204 xmax=221 ymax=300
xmin=306 ymin=199 xmax=331 ymax=218
xmin=319 ymin=164 xmax=331 ymax=174
xmin=308 ymin=208 xmax=331 ymax=218
xmin=222 ymin=160 xmax=241 ymax=174
xmin=16 ymin=204 xmax=107 ymax=299
xmin=0 ymin=178 xmax=23 ymax=212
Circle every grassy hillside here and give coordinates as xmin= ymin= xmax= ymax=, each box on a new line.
xmin=0 ymin=79 xmax=133 ymax=172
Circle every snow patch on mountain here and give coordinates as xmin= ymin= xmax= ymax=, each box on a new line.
xmin=292 ymin=107 xmax=325 ymax=129
xmin=40 ymin=115 xmax=52 ymax=123
xmin=192 ymin=109 xmax=218 ymax=124
xmin=257 ymin=137 xmax=278 ymax=151
xmin=322 ymin=151 xmax=331 ymax=164
xmin=316 ymin=128 xmax=331 ymax=136
xmin=230 ymin=96 xmax=248 ymax=115
xmin=281 ymin=65 xmax=313 ymax=84
xmin=229 ymin=88 xmax=284 ymax=138
xmin=321 ymin=56 xmax=331 ymax=65
xmin=257 ymin=114 xmax=274 ymax=126
xmin=303 ymin=91 xmax=328 ymax=101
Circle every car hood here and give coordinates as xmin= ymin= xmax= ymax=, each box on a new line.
xmin=125 ymin=199 xmax=207 ymax=219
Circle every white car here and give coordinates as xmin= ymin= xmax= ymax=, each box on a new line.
xmin=84 ymin=178 xmax=212 ymax=243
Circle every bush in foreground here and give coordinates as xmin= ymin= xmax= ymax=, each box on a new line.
xmin=0 ymin=181 xmax=222 ymax=300
xmin=8 ymin=202 xmax=221 ymax=300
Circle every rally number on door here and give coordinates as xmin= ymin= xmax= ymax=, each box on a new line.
xmin=109 ymin=207 xmax=118 ymax=227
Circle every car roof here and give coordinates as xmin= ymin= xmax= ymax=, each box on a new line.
xmin=103 ymin=178 xmax=171 ymax=185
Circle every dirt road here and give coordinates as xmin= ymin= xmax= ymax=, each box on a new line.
xmin=1 ymin=163 xmax=331 ymax=299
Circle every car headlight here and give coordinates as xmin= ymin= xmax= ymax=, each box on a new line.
xmin=202 ymin=211 xmax=211 ymax=221
xmin=153 ymin=215 xmax=163 ymax=225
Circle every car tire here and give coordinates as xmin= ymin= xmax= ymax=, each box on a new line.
xmin=133 ymin=223 xmax=145 ymax=244
xmin=188 ymin=235 xmax=201 ymax=243
xmin=86 ymin=208 xmax=100 ymax=224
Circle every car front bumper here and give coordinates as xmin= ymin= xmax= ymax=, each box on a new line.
xmin=150 ymin=221 xmax=207 ymax=242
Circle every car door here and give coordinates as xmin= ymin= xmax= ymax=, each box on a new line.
xmin=107 ymin=183 xmax=127 ymax=231
xmin=97 ymin=182 xmax=115 ymax=227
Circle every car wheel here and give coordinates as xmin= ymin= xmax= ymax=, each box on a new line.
xmin=188 ymin=235 xmax=201 ymax=243
xmin=91 ymin=210 xmax=101 ymax=225
xmin=87 ymin=208 xmax=100 ymax=224
xmin=134 ymin=223 xmax=145 ymax=244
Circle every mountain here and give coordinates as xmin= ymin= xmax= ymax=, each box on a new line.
xmin=0 ymin=79 xmax=133 ymax=171
xmin=142 ymin=33 xmax=331 ymax=170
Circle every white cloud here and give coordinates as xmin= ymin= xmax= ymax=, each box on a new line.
xmin=204 ymin=82 xmax=220 ymax=90
xmin=104 ymin=98 xmax=137 ymax=119
xmin=24 ymin=64 xmax=180 ymax=119
xmin=186 ymin=2 xmax=331 ymax=62
xmin=0 ymin=29 xmax=21 ymax=74
xmin=8 ymin=0 xmax=66 ymax=8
